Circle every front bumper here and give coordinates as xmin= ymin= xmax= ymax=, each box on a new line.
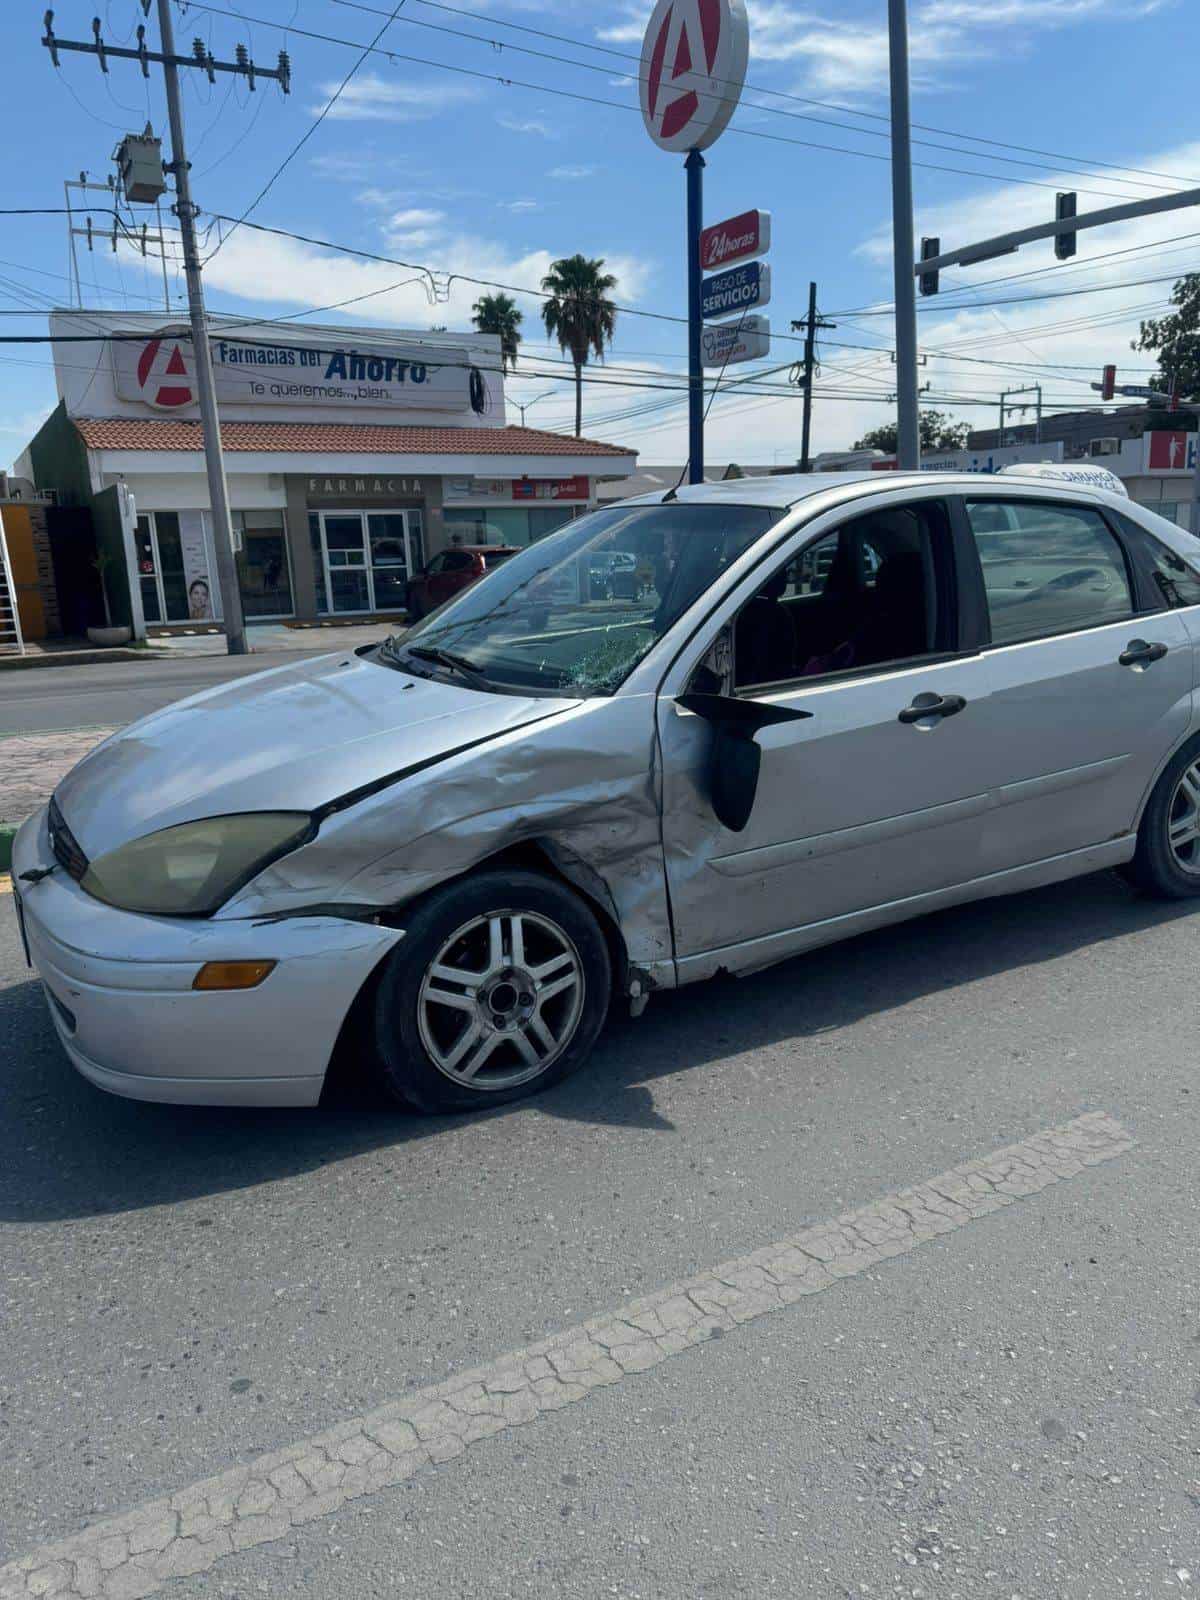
xmin=11 ymin=808 xmax=404 ymax=1107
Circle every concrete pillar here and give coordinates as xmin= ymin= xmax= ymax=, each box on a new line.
xmin=285 ymin=474 xmax=318 ymax=619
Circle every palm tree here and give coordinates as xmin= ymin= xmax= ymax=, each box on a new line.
xmin=540 ymin=255 xmax=618 ymax=437
xmin=471 ymin=292 xmax=523 ymax=374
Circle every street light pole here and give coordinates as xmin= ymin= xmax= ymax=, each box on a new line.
xmin=155 ymin=0 xmax=247 ymax=655
xmin=887 ymin=0 xmax=920 ymax=471
xmin=517 ymin=390 xmax=556 ymax=427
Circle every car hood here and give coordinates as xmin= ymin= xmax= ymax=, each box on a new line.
xmin=54 ymin=650 xmax=575 ymax=858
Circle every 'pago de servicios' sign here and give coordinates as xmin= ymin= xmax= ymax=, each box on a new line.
xmin=112 ymin=329 xmax=477 ymax=413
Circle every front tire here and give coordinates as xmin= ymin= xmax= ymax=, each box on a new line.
xmin=1121 ymin=736 xmax=1200 ymax=898
xmin=372 ymin=869 xmax=612 ymax=1112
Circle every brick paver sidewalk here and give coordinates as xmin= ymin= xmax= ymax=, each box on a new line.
xmin=0 ymin=728 xmax=117 ymax=825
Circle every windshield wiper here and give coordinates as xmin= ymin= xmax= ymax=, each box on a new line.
xmin=402 ymin=644 xmax=488 ymax=685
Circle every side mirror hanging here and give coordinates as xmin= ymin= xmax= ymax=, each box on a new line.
xmin=676 ymin=692 xmax=812 ymax=833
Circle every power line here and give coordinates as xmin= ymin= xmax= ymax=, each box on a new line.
xmin=180 ymin=0 xmax=1171 ymax=203
xmin=331 ymin=0 xmax=1200 ymax=193
xmin=206 ymin=212 xmax=1192 ymax=358
xmin=205 ymin=0 xmax=410 ymax=264
xmin=312 ymin=0 xmax=1182 ymax=197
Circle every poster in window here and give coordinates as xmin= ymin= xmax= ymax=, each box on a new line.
xmin=178 ymin=509 xmax=215 ymax=618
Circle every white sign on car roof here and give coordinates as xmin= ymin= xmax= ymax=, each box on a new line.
xmin=998 ymin=461 xmax=1129 ymax=496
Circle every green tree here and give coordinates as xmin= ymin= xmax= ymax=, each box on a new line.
xmin=1134 ymin=273 xmax=1200 ymax=400
xmin=471 ymin=292 xmax=523 ymax=374
xmin=540 ymin=255 xmax=618 ymax=437
xmin=854 ymin=409 xmax=971 ymax=454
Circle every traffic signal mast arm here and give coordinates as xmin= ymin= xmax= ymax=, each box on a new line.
xmin=913 ymin=185 xmax=1200 ymax=279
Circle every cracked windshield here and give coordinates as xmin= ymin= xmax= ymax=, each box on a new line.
xmin=389 ymin=504 xmax=775 ymax=694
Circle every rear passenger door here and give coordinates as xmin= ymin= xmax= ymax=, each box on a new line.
xmin=962 ymin=494 xmax=1195 ymax=875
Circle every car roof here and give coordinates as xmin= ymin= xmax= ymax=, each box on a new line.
xmin=617 ymin=468 xmax=1130 ymax=513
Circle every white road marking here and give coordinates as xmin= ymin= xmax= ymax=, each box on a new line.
xmin=0 ymin=1111 xmax=1133 ymax=1599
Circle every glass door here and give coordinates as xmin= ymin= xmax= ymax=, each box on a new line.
xmin=319 ymin=513 xmax=371 ymax=613
xmin=366 ymin=510 xmax=420 ymax=611
xmin=134 ymin=514 xmax=163 ymax=623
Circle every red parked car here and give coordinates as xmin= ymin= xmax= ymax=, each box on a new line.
xmin=405 ymin=544 xmax=520 ymax=620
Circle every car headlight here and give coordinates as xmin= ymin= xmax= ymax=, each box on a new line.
xmin=80 ymin=812 xmax=314 ymax=915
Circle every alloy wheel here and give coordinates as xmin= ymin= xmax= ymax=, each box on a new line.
xmin=416 ymin=910 xmax=585 ymax=1091
xmin=1167 ymin=759 xmax=1200 ymax=874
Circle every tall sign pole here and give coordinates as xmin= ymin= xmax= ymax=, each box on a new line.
xmin=685 ymin=151 xmax=705 ymax=484
xmin=640 ymin=0 xmax=749 ymax=486
xmin=887 ymin=0 xmax=920 ymax=471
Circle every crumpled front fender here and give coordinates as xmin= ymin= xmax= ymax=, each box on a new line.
xmin=224 ymin=695 xmax=676 ymax=982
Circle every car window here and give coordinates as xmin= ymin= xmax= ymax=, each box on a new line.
xmin=966 ymin=500 xmax=1133 ymax=646
xmin=731 ymin=500 xmax=954 ymax=691
xmin=1110 ymin=511 xmax=1200 ymax=610
xmin=425 ymin=554 xmax=447 ymax=575
xmin=443 ymin=550 xmax=475 ymax=572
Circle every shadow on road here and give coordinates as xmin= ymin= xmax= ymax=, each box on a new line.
xmin=1 ymin=870 xmax=1194 ymax=1225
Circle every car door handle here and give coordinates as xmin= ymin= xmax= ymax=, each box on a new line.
xmin=1119 ymin=639 xmax=1168 ymax=667
xmin=898 ymin=692 xmax=967 ymax=725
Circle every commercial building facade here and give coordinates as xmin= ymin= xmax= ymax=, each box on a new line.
xmin=17 ymin=313 xmax=635 ymax=636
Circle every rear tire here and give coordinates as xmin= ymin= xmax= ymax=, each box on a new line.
xmin=1120 ymin=736 xmax=1200 ymax=899
xmin=372 ymin=869 xmax=612 ymax=1112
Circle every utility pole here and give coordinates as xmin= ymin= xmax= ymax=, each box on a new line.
xmin=65 ymin=170 xmax=174 ymax=312
xmin=887 ymin=0 xmax=920 ymax=470
xmin=155 ymin=0 xmax=243 ymax=653
xmin=790 ymin=283 xmax=836 ymax=471
xmin=41 ymin=7 xmax=291 ymax=656
xmin=999 ymin=383 xmax=1043 ymax=446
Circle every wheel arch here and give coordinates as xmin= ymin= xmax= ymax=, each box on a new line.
xmin=374 ymin=838 xmax=631 ymax=999
xmin=1131 ymin=712 xmax=1200 ymax=832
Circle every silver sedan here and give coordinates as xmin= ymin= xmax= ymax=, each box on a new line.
xmin=12 ymin=466 xmax=1200 ymax=1111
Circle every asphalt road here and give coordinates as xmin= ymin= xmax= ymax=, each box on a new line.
xmin=3 ymin=865 xmax=1199 ymax=1598
xmin=0 ymin=650 xmax=342 ymax=736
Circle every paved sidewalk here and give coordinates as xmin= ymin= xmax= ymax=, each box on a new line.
xmin=0 ymin=727 xmax=116 ymax=826
xmin=153 ymin=621 xmax=398 ymax=656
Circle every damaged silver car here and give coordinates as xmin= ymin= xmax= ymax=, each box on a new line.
xmin=13 ymin=467 xmax=1200 ymax=1111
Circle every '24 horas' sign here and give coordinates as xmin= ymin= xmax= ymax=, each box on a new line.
xmin=112 ymin=331 xmax=475 ymax=413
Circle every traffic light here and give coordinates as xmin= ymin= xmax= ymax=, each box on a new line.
xmin=1100 ymin=364 xmax=1116 ymax=401
xmin=1055 ymin=192 xmax=1077 ymax=260
xmin=918 ymin=236 xmax=940 ymax=297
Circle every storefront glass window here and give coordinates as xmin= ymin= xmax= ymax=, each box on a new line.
xmin=234 ymin=510 xmax=293 ymax=618
xmin=442 ymin=505 xmax=578 ymax=548
xmin=367 ymin=512 xmax=410 ymax=611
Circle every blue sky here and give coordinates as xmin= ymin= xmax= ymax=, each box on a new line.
xmin=2 ymin=0 xmax=1197 ymax=466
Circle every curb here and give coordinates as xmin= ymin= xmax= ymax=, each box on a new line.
xmin=0 ymin=825 xmax=15 ymax=873
xmin=0 ymin=648 xmax=170 ymax=672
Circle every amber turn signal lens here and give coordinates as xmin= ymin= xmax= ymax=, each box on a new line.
xmin=192 ymin=960 xmax=277 ymax=992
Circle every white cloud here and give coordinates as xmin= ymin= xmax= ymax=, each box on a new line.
xmin=382 ymin=208 xmax=448 ymax=250
xmin=497 ymin=115 xmax=557 ymax=138
xmin=739 ymin=0 xmax=1174 ymax=99
xmin=387 ymin=208 xmax=446 ymax=230
xmin=497 ymin=199 xmax=544 ymax=213
xmin=548 ymin=165 xmax=598 ymax=180
xmin=313 ymin=74 xmax=479 ymax=123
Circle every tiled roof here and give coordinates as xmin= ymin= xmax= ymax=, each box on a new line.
xmin=73 ymin=418 xmax=634 ymax=457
